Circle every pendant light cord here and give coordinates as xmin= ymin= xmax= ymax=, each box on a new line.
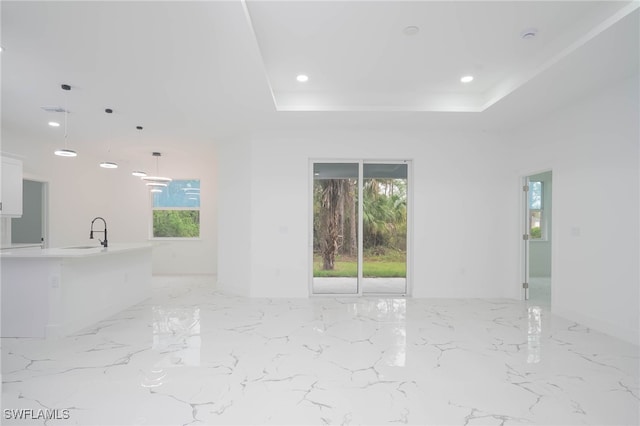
xmin=64 ymin=108 xmax=68 ymax=147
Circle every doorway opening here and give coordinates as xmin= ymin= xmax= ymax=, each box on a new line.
xmin=310 ymin=161 xmax=411 ymax=296
xmin=11 ymin=179 xmax=48 ymax=248
xmin=522 ymin=171 xmax=552 ymax=307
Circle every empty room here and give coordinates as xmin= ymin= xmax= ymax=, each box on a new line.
xmin=1 ymin=1 xmax=638 ymax=425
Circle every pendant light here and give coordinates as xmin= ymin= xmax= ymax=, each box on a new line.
xmin=141 ymin=152 xmax=172 ymax=190
xmin=99 ymin=108 xmax=118 ymax=169
xmin=131 ymin=126 xmax=147 ymax=177
xmin=54 ymin=84 xmax=78 ymax=157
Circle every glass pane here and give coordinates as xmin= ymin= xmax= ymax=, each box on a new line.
xmin=529 ymin=181 xmax=542 ymax=210
xmin=153 ymin=179 xmax=200 ymax=208
xmin=153 ymin=210 xmax=200 ymax=238
xmin=363 ymin=163 xmax=407 ymax=294
xmin=530 ymin=211 xmax=542 ymax=239
xmin=312 ymin=163 xmax=358 ymax=294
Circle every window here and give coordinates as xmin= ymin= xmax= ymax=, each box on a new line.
xmin=529 ymin=181 xmax=543 ymax=239
xmin=152 ymin=179 xmax=200 ymax=238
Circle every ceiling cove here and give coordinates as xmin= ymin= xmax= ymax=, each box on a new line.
xmin=242 ymin=0 xmax=639 ymax=112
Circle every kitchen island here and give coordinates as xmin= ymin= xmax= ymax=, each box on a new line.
xmin=1 ymin=243 xmax=152 ymax=338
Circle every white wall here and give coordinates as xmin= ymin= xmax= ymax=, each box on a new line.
xmin=512 ymin=76 xmax=639 ymax=345
xmin=218 ymin=129 xmax=520 ymax=299
xmin=216 ymin=138 xmax=252 ymax=296
xmin=1 ymin=133 xmax=217 ymax=276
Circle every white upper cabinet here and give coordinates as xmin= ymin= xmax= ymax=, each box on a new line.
xmin=1 ymin=156 xmax=23 ymax=217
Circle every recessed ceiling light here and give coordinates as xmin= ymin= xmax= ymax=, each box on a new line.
xmin=150 ymin=188 xmax=163 ymax=193
xmin=132 ymin=171 xmax=147 ymax=177
xmin=403 ymin=26 xmax=420 ymax=36
xmin=99 ymin=162 xmax=118 ymax=169
xmin=296 ymin=74 xmax=309 ymax=83
xmin=48 ymin=121 xmax=60 ymax=127
xmin=460 ymin=75 xmax=474 ymax=83
xmin=521 ymin=28 xmax=538 ymax=40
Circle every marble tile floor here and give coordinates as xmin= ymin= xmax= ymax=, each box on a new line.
xmin=1 ymin=276 xmax=638 ymax=426
xmin=312 ymin=277 xmax=407 ymax=295
xmin=527 ymin=277 xmax=551 ymax=309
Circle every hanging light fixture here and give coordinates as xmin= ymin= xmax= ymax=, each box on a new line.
xmin=141 ymin=152 xmax=172 ymax=189
xmin=99 ymin=108 xmax=118 ymax=169
xmin=131 ymin=126 xmax=147 ymax=177
xmin=54 ymin=84 xmax=78 ymax=157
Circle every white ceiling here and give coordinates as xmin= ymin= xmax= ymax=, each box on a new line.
xmin=1 ymin=1 xmax=638 ymax=170
xmin=247 ymin=0 xmax=635 ymax=111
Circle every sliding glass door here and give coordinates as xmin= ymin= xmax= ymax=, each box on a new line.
xmin=362 ymin=163 xmax=407 ymax=294
xmin=311 ymin=161 xmax=409 ymax=296
xmin=312 ymin=163 xmax=359 ymax=294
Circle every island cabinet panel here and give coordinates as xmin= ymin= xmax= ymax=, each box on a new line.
xmin=1 ymin=243 xmax=152 ymax=338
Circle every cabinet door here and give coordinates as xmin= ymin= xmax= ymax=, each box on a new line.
xmin=1 ymin=157 xmax=23 ymax=217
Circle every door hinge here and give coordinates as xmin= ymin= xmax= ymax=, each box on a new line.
xmin=523 ymin=185 xmax=529 ymax=192
xmin=523 ymin=282 xmax=529 ymax=289
xmin=0 ymin=201 xmax=2 ymax=211
xmin=522 ymin=234 xmax=529 ymax=241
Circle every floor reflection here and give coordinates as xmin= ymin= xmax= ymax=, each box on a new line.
xmin=527 ymin=305 xmax=542 ymax=364
xmin=354 ymin=299 xmax=407 ymax=367
xmin=152 ymin=306 xmax=201 ymax=367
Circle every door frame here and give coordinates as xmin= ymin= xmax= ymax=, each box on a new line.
xmin=21 ymin=173 xmax=50 ymax=248
xmin=519 ymin=168 xmax=553 ymax=303
xmin=308 ymin=159 xmax=413 ymax=297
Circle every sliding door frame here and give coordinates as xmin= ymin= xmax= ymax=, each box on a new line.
xmin=309 ymin=159 xmax=412 ymax=297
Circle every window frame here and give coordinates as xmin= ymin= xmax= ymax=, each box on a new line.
xmin=150 ymin=178 xmax=201 ymax=240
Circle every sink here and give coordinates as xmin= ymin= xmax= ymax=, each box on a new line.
xmin=63 ymin=246 xmax=101 ymax=249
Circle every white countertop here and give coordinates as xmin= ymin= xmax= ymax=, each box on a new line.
xmin=0 ymin=243 xmax=43 ymax=250
xmin=0 ymin=242 xmax=152 ymax=259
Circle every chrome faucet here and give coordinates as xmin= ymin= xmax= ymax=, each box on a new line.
xmin=90 ymin=217 xmax=108 ymax=248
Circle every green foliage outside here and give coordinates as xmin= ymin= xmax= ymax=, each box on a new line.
xmin=313 ymin=250 xmax=406 ymax=278
xmin=153 ymin=210 xmax=200 ymax=238
xmin=530 ymin=227 xmax=542 ymax=239
xmin=313 ymin=177 xmax=407 ymax=276
xmin=362 ymin=179 xmax=407 ymax=250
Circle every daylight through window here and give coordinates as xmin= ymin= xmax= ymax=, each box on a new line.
xmin=529 ymin=181 xmax=543 ymax=239
xmin=152 ymin=179 xmax=200 ymax=238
